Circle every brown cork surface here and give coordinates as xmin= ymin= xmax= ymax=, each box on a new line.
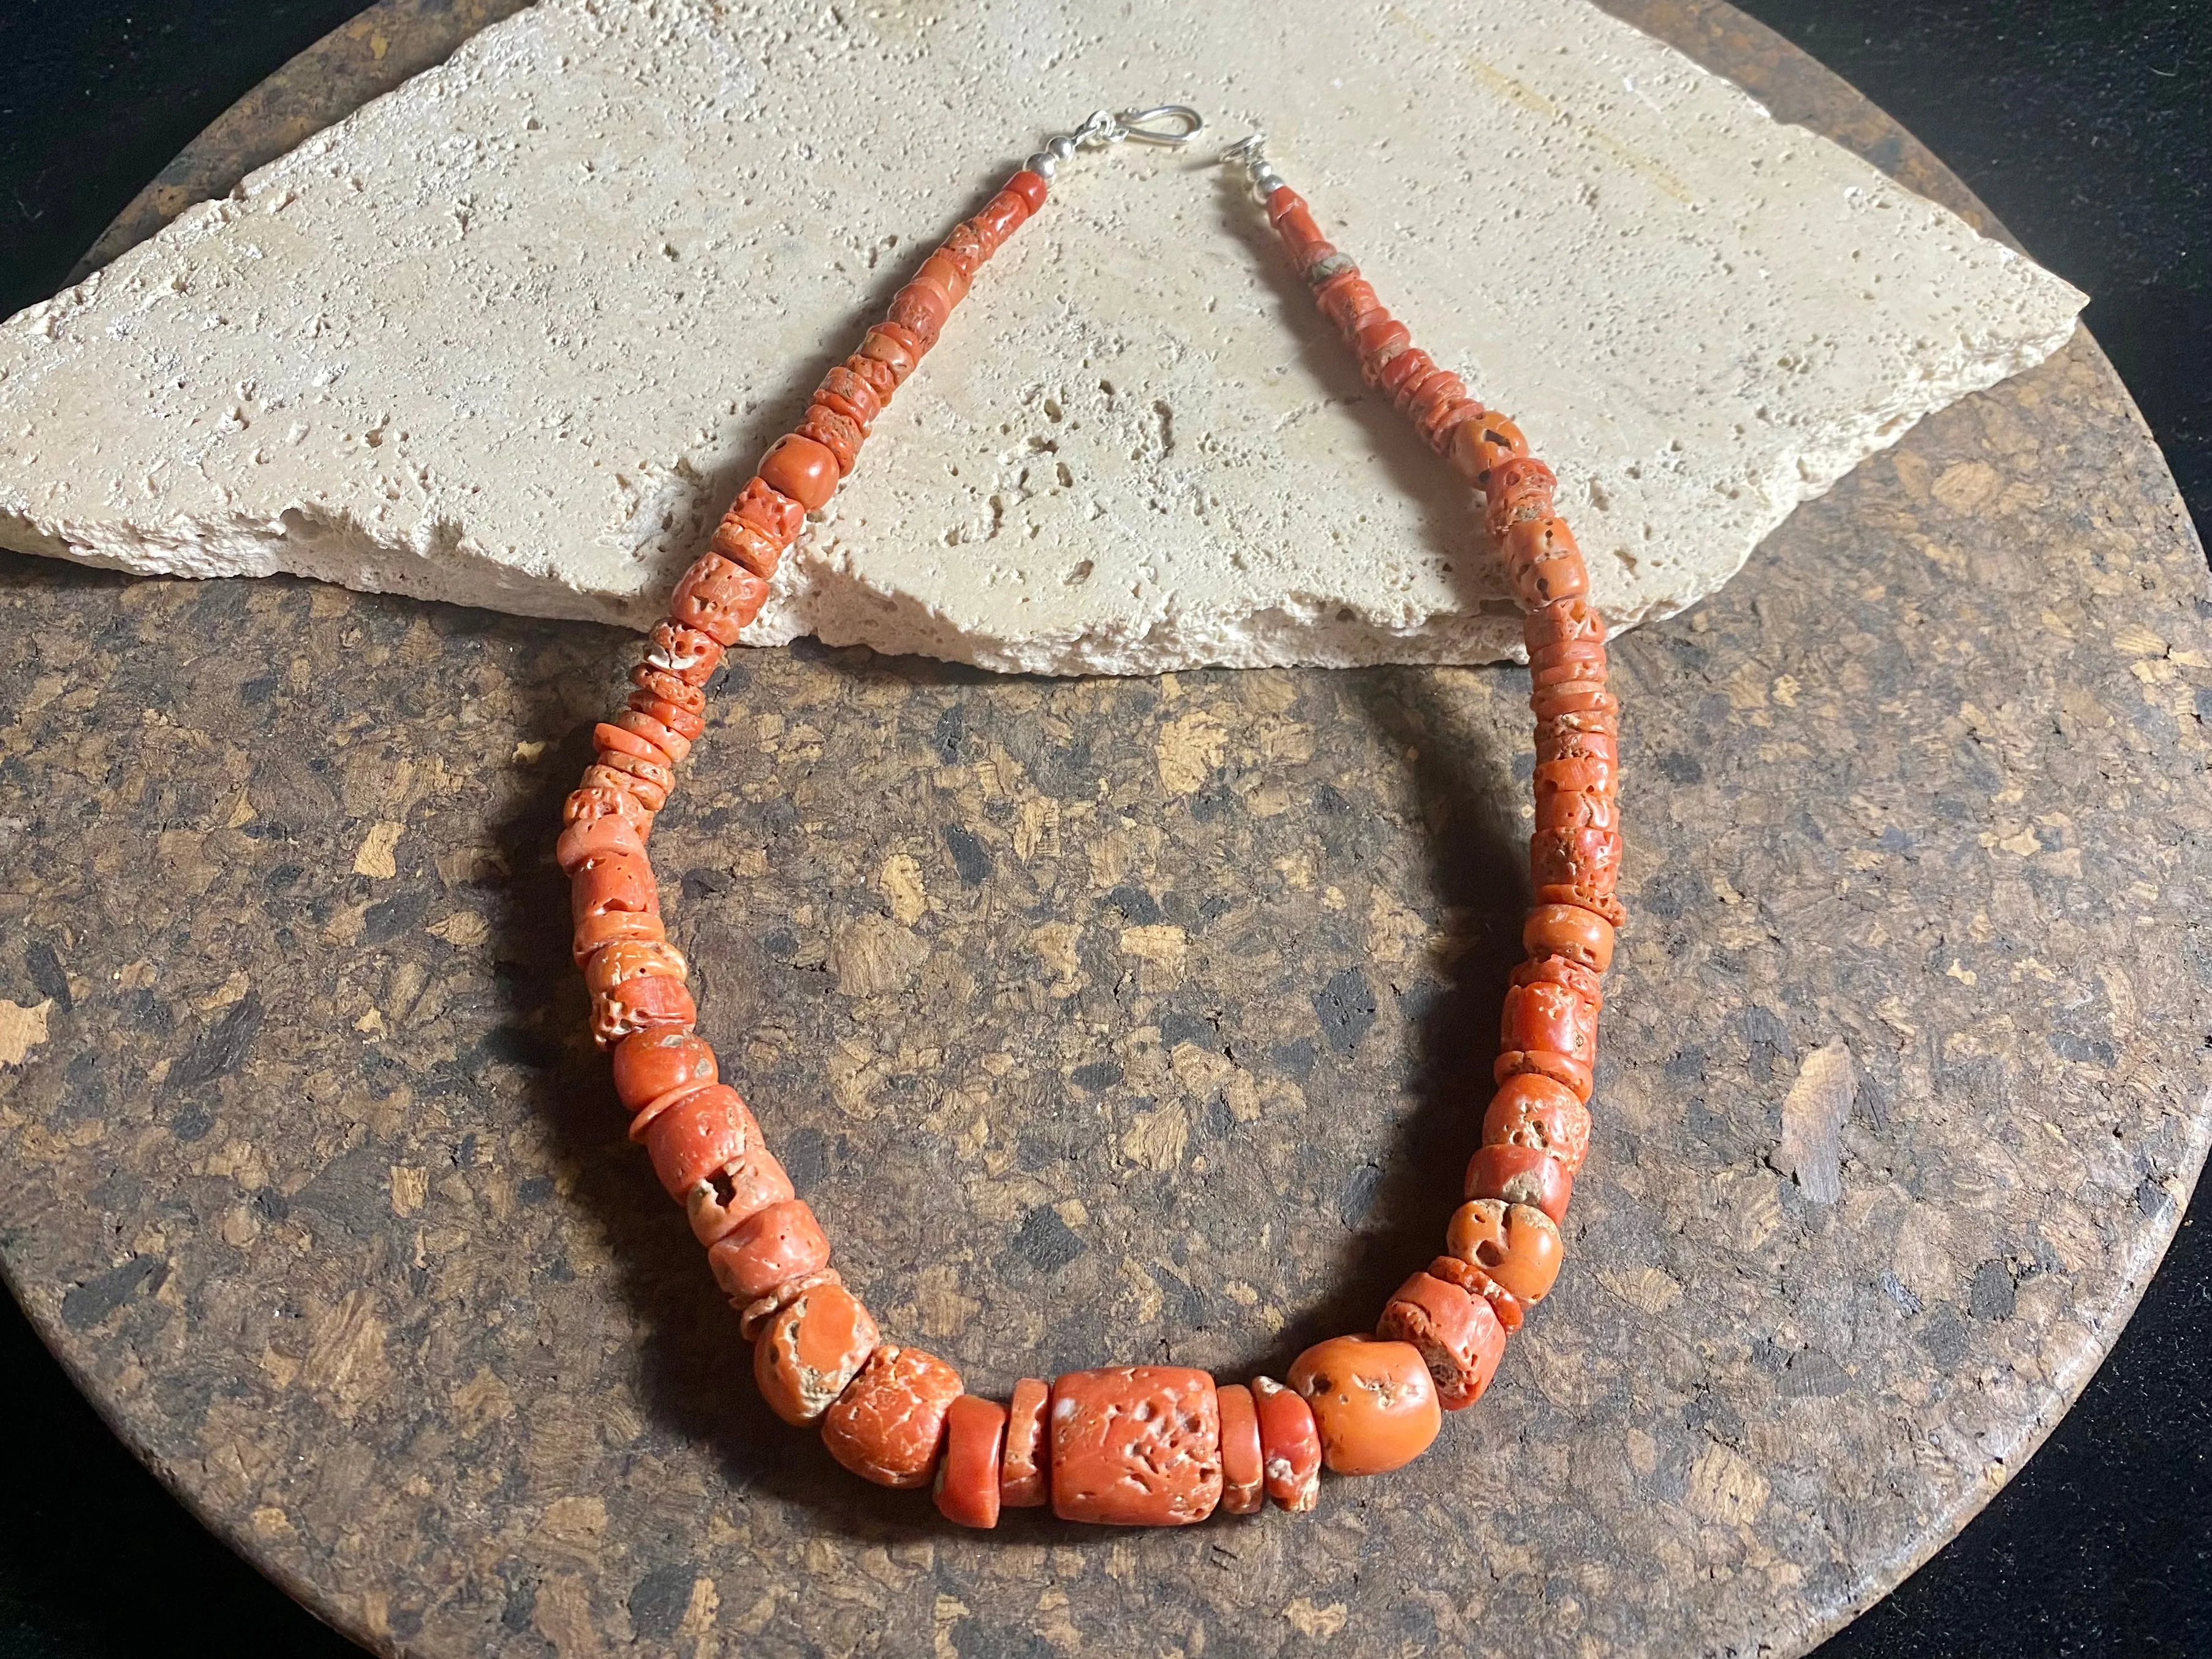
xmin=4 ymin=2 xmax=2208 ymax=1655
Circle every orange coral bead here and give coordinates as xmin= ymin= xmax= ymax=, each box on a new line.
xmin=587 ymin=750 xmax=673 ymax=808
xmin=1001 ymin=1377 xmax=1051 ymax=1508
xmin=644 ymin=620 xmax=724 ymax=685
xmin=555 ymin=809 xmax=646 ymax=876
xmin=571 ymin=850 xmax=655 ymax=921
xmin=755 ymin=1279 xmax=879 ymax=1427
xmin=627 ymin=693 xmax=705 ymax=744
xmin=708 ymin=1198 xmax=830 ymax=1303
xmin=612 ymin=1030 xmax=715 ymax=1113
xmin=821 ymin=1345 xmax=963 ymax=1489
xmin=1249 ymin=1375 xmax=1321 ymax=1512
xmin=888 ymin=277 xmax=953 ymax=346
xmin=1448 ymin=410 xmax=1529 ymax=486
xmin=1463 ymin=1142 xmax=1575 ymax=1225
xmin=563 ymin=784 xmax=651 ymax=828
xmin=736 ymin=1266 xmax=839 ymax=1342
xmin=758 ymin=434 xmax=839 ymax=511
xmin=1377 ymin=1269 xmax=1507 ymax=1410
xmin=1048 ymin=1367 xmax=1222 ymax=1527
xmin=1006 ymin=169 xmax=1049 ymax=214
xmin=916 ymin=251 xmax=971 ymax=308
xmin=857 ymin=325 xmax=919 ymax=384
xmin=798 ymin=406 xmax=862 ymax=475
xmin=594 ymin=719 xmax=671 ymax=766
xmin=1483 ymin=1072 xmax=1594 ymax=1173
xmin=710 ymin=511 xmax=786 ymax=580
xmin=1446 ymin=1199 xmax=1564 ymax=1306
xmin=588 ymin=966 xmax=695 ymax=1048
xmin=1523 ymin=590 xmax=1603 ymax=651
xmin=816 ymin=365 xmax=882 ymax=430
xmin=1217 ymin=1383 xmax=1264 ymax=1516
xmin=684 ymin=1143 xmax=794 ymax=1245
xmin=669 ymin=551 xmax=770 ymax=646
xmin=1427 ymin=1251 xmax=1525 ymax=1334
xmin=1501 ymin=516 xmax=1589 ymax=607
xmin=733 ymin=474 xmax=808 ymax=545
xmin=971 ymin=187 xmax=1031 ymax=253
xmin=1532 ymin=825 xmax=1624 ymax=894
xmin=1500 ymin=978 xmax=1599 ymax=1064
xmin=570 ymin=905 xmax=664 ymax=967
xmin=934 ymin=1394 xmax=1009 ymax=1530
xmin=642 ymin=1084 xmax=757 ymax=1198
xmin=596 ymin=945 xmax=684 ymax=991
xmin=1533 ymin=785 xmax=1619 ymax=832
xmin=1289 ymin=1336 xmax=1440 ymax=1476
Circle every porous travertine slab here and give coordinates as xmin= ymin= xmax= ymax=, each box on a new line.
xmin=0 ymin=0 xmax=2084 ymax=670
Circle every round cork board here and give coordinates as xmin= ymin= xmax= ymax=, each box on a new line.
xmin=4 ymin=2 xmax=2208 ymax=1655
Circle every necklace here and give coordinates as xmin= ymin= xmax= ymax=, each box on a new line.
xmin=556 ymin=108 xmax=1619 ymax=1529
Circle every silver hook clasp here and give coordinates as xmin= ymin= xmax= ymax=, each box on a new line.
xmin=1100 ymin=105 xmax=1206 ymax=146
xmin=1026 ymin=105 xmax=1205 ymax=178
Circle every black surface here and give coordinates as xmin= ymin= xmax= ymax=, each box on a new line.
xmin=0 ymin=4 xmax=2206 ymax=1656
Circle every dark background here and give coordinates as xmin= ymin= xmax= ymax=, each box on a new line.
xmin=0 ymin=2 xmax=2206 ymax=1655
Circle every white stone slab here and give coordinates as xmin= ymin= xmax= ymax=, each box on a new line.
xmin=0 ymin=0 xmax=2083 ymax=671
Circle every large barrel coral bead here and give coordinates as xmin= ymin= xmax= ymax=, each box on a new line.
xmin=754 ymin=1278 xmax=879 ymax=1427
xmin=821 ymin=1345 xmax=963 ymax=1489
xmin=1287 ymin=1336 xmax=1441 ymax=1476
xmin=1048 ymin=1367 xmax=1222 ymax=1526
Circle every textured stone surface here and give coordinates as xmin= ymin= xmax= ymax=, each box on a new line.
xmin=0 ymin=0 xmax=2082 ymax=673
xmin=0 ymin=4 xmax=2206 ymax=1657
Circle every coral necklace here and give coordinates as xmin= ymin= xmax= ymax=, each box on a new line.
xmin=554 ymin=110 xmax=1620 ymax=1528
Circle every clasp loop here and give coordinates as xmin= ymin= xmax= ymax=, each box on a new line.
xmin=1075 ymin=104 xmax=1206 ymax=148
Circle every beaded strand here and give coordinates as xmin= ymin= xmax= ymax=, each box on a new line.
xmin=555 ymin=127 xmax=1622 ymax=1527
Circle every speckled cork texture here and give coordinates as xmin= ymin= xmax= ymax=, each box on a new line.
xmin=0 ymin=4 xmax=2207 ymax=1658
xmin=0 ymin=0 xmax=2083 ymax=673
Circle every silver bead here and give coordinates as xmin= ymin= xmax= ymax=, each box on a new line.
xmin=1048 ymin=134 xmax=1078 ymax=162
xmin=1024 ymin=151 xmax=1058 ymax=179
xmin=1252 ymin=164 xmax=1284 ymax=197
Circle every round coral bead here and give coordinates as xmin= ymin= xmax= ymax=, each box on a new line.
xmin=754 ymin=1279 xmax=879 ymax=1427
xmin=758 ymin=433 xmax=839 ymax=511
xmin=642 ymin=1084 xmax=757 ymax=1198
xmin=611 ymin=1030 xmax=716 ymax=1113
xmin=1288 ymin=1336 xmax=1440 ymax=1477
xmin=683 ymin=1143 xmax=794 ymax=1245
xmin=1483 ymin=1073 xmax=1594 ymax=1174
xmin=708 ymin=1198 xmax=830 ymax=1304
xmin=1524 ymin=901 xmax=1616 ymax=972
xmin=934 ymin=1394 xmax=1009 ymax=1530
xmin=1464 ymin=1141 xmax=1575 ymax=1223
xmin=821 ymin=1345 xmax=963 ymax=1489
xmin=1446 ymin=1199 xmax=1564 ymax=1306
